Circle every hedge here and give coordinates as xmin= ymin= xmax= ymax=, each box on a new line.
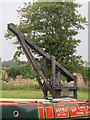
xmin=6 ymin=64 xmax=35 ymax=80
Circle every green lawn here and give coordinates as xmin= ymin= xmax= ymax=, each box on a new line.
xmin=1 ymin=90 xmax=44 ymax=99
xmin=0 ymin=81 xmax=89 ymax=100
xmin=0 ymin=90 xmax=88 ymax=100
xmin=77 ymin=90 xmax=88 ymax=100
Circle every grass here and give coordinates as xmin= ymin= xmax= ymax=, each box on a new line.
xmin=1 ymin=81 xmax=40 ymax=90
xmin=0 ymin=81 xmax=89 ymax=100
xmin=0 ymin=89 xmax=88 ymax=100
xmin=1 ymin=90 xmax=44 ymax=99
xmin=77 ymin=90 xmax=88 ymax=100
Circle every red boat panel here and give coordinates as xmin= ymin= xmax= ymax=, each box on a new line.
xmin=46 ymin=107 xmax=54 ymax=119
xmin=38 ymin=107 xmax=44 ymax=119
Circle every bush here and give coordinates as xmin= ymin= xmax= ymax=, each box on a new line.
xmin=80 ymin=67 xmax=88 ymax=83
xmin=6 ymin=64 xmax=35 ymax=80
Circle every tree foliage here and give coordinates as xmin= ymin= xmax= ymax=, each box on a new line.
xmin=6 ymin=63 xmax=35 ymax=79
xmin=5 ymin=2 xmax=87 ymax=73
xmin=2 ymin=60 xmax=26 ymax=68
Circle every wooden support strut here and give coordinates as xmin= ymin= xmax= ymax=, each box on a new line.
xmin=20 ymin=35 xmax=53 ymax=95
xmin=51 ymin=56 xmax=61 ymax=98
xmin=15 ymin=33 xmax=45 ymax=94
xmin=55 ymin=71 xmax=61 ymax=98
xmin=74 ymin=76 xmax=77 ymax=99
xmin=8 ymin=23 xmax=53 ymax=96
xmin=43 ymin=58 xmax=48 ymax=98
xmin=51 ymin=55 xmax=56 ymax=88
xmin=51 ymin=55 xmax=56 ymax=98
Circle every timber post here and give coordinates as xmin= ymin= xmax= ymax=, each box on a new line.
xmin=43 ymin=58 xmax=48 ymax=98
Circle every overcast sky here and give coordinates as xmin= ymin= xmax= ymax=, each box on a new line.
xmin=0 ymin=0 xmax=89 ymax=62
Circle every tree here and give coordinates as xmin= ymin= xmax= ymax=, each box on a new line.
xmin=5 ymin=2 xmax=87 ymax=73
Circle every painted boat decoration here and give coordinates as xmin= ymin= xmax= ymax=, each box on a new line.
xmin=0 ymin=98 xmax=90 ymax=119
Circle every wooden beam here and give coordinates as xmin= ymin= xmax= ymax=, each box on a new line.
xmin=43 ymin=58 xmax=48 ymax=97
xmin=11 ymin=28 xmax=53 ymax=96
xmin=73 ymin=76 xmax=77 ymax=99
xmin=16 ymin=34 xmax=44 ymax=93
xmin=51 ymin=55 xmax=56 ymax=88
